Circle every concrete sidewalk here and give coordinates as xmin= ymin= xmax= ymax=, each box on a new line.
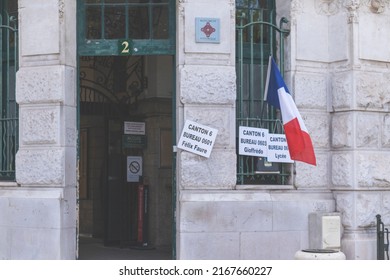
xmin=78 ymin=236 xmax=172 ymax=260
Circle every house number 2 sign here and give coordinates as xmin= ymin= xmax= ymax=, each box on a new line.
xmin=118 ymin=40 xmax=133 ymax=55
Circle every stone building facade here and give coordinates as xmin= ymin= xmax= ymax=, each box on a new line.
xmin=0 ymin=0 xmax=389 ymax=260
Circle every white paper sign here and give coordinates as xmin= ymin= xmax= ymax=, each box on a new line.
xmin=238 ymin=126 xmax=268 ymax=157
xmin=177 ymin=120 xmax=218 ymax=158
xmin=267 ymin=134 xmax=293 ymax=163
xmin=124 ymin=121 xmax=145 ymax=135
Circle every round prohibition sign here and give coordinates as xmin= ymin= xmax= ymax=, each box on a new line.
xmin=128 ymin=161 xmax=141 ymax=174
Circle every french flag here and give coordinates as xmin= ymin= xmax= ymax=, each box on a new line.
xmin=264 ymin=56 xmax=316 ymax=166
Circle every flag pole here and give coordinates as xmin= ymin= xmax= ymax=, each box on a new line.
xmin=263 ymin=55 xmax=272 ymax=102
xmin=260 ymin=55 xmax=273 ymax=127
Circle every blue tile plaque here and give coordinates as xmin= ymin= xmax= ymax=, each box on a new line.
xmin=195 ymin=18 xmax=220 ymax=43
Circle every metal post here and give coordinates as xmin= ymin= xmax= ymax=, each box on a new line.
xmin=377 ymin=214 xmax=385 ymax=260
xmin=376 ymin=214 xmax=389 ymax=260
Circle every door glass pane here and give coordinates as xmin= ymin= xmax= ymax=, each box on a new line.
xmin=80 ymin=0 xmax=174 ymax=55
xmin=152 ymin=5 xmax=168 ymax=39
xmin=128 ymin=6 xmax=149 ymax=39
xmin=104 ymin=6 xmax=126 ymax=39
xmin=86 ymin=6 xmax=102 ymax=39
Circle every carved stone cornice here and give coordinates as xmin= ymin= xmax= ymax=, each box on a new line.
xmin=178 ymin=0 xmax=186 ymax=17
xmin=315 ymin=0 xmax=342 ymax=15
xmin=290 ymin=0 xmax=304 ymax=24
xmin=344 ymin=0 xmax=361 ymax=23
xmin=364 ymin=0 xmax=390 ymax=13
xmin=59 ymin=0 xmax=65 ymax=22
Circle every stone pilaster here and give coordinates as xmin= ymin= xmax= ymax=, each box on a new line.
xmin=283 ymin=0 xmax=335 ymax=190
xmin=176 ymin=0 xmax=237 ymax=190
xmin=330 ymin=1 xmax=390 ymax=259
xmin=176 ymin=0 xmax=237 ymax=258
xmin=11 ymin=0 xmax=77 ymax=259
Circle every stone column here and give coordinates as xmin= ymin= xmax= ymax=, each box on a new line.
xmin=13 ymin=0 xmax=77 ymax=259
xmin=331 ymin=2 xmax=390 ymax=259
xmin=175 ymin=0 xmax=237 ymax=258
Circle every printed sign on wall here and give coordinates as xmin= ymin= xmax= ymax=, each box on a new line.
xmin=238 ymin=126 xmax=293 ymax=163
xmin=177 ymin=120 xmax=218 ymax=158
xmin=238 ymin=126 xmax=268 ymax=157
xmin=195 ymin=18 xmax=220 ymax=43
xmin=267 ymin=134 xmax=293 ymax=163
xmin=127 ymin=156 xmax=143 ymax=182
xmin=124 ymin=121 xmax=145 ymax=135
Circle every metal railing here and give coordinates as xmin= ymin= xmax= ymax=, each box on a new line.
xmin=376 ymin=214 xmax=389 ymax=260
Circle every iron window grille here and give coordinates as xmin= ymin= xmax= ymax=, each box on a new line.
xmin=236 ymin=0 xmax=290 ymax=185
xmin=0 ymin=0 xmax=18 ymax=181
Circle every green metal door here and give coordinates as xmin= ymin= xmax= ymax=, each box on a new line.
xmin=235 ymin=0 xmax=290 ymax=185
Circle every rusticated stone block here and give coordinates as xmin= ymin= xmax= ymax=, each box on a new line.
xmin=331 ymin=113 xmax=353 ymax=148
xmin=303 ymin=113 xmax=329 ymax=149
xmin=16 ymin=65 xmax=76 ymax=106
xmin=383 ymin=194 xmax=390 ymax=222
xmin=295 ymin=153 xmax=329 ymax=188
xmin=356 ymin=113 xmax=380 ymax=148
xmin=331 ymin=152 xmax=354 ymax=188
xmin=179 ymin=65 xmax=236 ymax=105
xmin=356 ymin=71 xmax=390 ymax=111
xmin=333 ymin=192 xmax=354 ymax=228
xmin=334 ymin=191 xmax=390 ymax=230
xmin=179 ymin=150 xmax=236 ymax=189
xmin=357 ymin=152 xmax=390 ymax=188
xmin=331 ymin=71 xmax=353 ymax=110
xmin=183 ymin=106 xmax=235 ymax=147
xmin=16 ymin=149 xmax=64 ymax=186
xmin=356 ymin=193 xmax=381 ymax=228
xmin=382 ymin=114 xmax=390 ymax=147
xmin=294 ymin=72 xmax=327 ymax=110
xmin=20 ymin=107 xmax=60 ymax=145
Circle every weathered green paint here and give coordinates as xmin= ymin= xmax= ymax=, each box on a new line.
xmin=77 ymin=0 xmax=175 ymax=56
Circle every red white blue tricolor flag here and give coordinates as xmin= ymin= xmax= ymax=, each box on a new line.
xmin=264 ymin=56 xmax=316 ymax=166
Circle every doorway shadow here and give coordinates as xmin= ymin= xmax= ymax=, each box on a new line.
xmin=78 ymin=236 xmax=172 ymax=260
